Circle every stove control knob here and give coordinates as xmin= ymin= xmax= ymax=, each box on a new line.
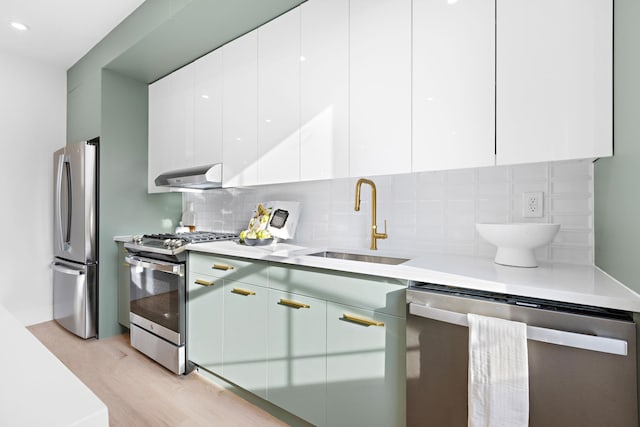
xmin=132 ymin=235 xmax=143 ymax=244
xmin=163 ymin=239 xmax=172 ymax=248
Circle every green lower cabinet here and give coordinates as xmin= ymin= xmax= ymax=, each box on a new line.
xmin=223 ymin=281 xmax=268 ymax=398
xmin=117 ymin=242 xmax=130 ymax=328
xmin=186 ymin=254 xmax=406 ymax=426
xmin=326 ymin=302 xmax=406 ymax=427
xmin=187 ymin=272 xmax=224 ymax=374
xmin=267 ymin=289 xmax=327 ymax=426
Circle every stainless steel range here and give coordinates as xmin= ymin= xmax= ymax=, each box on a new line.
xmin=124 ymin=231 xmax=236 ymax=374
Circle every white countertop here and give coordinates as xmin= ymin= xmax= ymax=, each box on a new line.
xmin=0 ymin=304 xmax=108 ymax=426
xmin=184 ymin=240 xmax=640 ymax=313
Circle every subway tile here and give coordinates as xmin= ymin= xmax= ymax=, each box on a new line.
xmin=550 ymin=198 xmax=591 ymax=215
xmin=551 ymin=179 xmax=591 ymax=195
xmin=512 ymin=163 xmax=548 ymax=181
xmin=190 ymin=160 xmax=593 ymax=265
xmin=550 ymin=160 xmax=592 ymax=179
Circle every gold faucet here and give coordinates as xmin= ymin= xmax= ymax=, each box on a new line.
xmin=354 ymin=178 xmax=388 ymax=250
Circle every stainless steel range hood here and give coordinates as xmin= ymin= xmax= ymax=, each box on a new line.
xmin=154 ymin=164 xmax=222 ymax=190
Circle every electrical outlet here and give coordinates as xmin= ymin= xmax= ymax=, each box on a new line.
xmin=523 ymin=192 xmax=544 ymax=218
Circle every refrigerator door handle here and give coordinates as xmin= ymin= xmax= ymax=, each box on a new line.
xmin=55 ymin=153 xmax=64 ymax=252
xmin=51 ymin=262 xmax=86 ymax=276
xmin=63 ymin=158 xmax=72 ymax=248
xmin=55 ymin=154 xmax=72 ymax=251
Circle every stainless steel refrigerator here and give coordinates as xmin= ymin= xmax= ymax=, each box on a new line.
xmin=52 ymin=138 xmax=99 ymax=339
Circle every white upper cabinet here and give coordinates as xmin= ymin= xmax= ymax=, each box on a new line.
xmin=148 ymin=65 xmax=194 ymax=193
xmin=222 ymin=32 xmax=259 ymax=188
xmin=148 ymin=50 xmax=224 ymax=193
xmin=193 ymin=50 xmax=223 ymax=166
xmin=257 ymin=9 xmax=301 ymax=185
xmin=412 ymin=0 xmax=495 ymax=172
xmin=299 ymin=0 xmax=350 ymax=181
xmin=496 ymin=0 xmax=613 ymax=165
xmin=349 ymin=0 xmax=412 ymax=177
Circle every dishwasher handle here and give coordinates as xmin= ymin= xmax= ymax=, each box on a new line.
xmin=408 ymin=302 xmax=628 ymax=356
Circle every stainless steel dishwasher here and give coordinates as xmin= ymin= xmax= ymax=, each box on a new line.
xmin=407 ymin=281 xmax=638 ymax=426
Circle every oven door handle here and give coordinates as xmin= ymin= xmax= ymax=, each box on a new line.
xmin=125 ymin=255 xmax=184 ymax=276
xmin=408 ymin=302 xmax=628 ymax=356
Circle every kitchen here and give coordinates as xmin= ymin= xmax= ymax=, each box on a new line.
xmin=1 ymin=0 xmax=640 ymax=425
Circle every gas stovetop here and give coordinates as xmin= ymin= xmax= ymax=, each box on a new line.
xmin=145 ymin=231 xmax=238 ymax=244
xmin=124 ymin=231 xmax=237 ymax=256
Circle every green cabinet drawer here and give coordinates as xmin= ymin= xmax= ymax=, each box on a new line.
xmin=189 ymin=252 xmax=269 ymax=286
xmin=223 ymin=281 xmax=268 ymax=398
xmin=187 ymin=271 xmax=224 ymax=374
xmin=326 ymin=302 xmax=406 ymax=427
xmin=267 ymin=289 xmax=327 ymax=426
xmin=269 ymin=265 xmax=406 ymax=317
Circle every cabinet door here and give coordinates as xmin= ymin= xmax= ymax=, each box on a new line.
xmin=193 ymin=50 xmax=223 ymax=165
xmin=222 ymin=32 xmax=259 ymax=188
xmin=257 ymin=8 xmax=301 ymax=185
xmin=412 ymin=0 xmax=495 ymax=172
xmin=326 ymin=303 xmax=405 ymax=427
xmin=148 ymin=65 xmax=195 ymax=193
xmin=267 ymin=290 xmax=327 ymax=426
xmin=117 ymin=243 xmax=130 ymax=328
xmin=496 ymin=0 xmax=613 ymax=165
xmin=187 ymin=272 xmax=224 ymax=374
xmin=300 ymin=0 xmax=349 ymax=181
xmin=349 ymin=0 xmax=412 ymax=177
xmin=223 ymin=281 xmax=268 ymax=398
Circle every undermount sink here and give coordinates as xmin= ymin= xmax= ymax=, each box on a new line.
xmin=308 ymin=251 xmax=409 ymax=265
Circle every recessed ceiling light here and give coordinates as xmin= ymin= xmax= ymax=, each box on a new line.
xmin=9 ymin=21 xmax=29 ymax=31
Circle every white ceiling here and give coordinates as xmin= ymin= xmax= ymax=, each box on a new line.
xmin=0 ymin=0 xmax=146 ymax=69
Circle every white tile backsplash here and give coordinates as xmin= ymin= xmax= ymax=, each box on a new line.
xmin=185 ymin=159 xmax=595 ymax=265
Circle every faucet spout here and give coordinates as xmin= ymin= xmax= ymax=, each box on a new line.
xmin=354 ymin=178 xmax=388 ymax=250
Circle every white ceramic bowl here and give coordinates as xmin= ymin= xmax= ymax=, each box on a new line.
xmin=476 ymin=223 xmax=560 ymax=268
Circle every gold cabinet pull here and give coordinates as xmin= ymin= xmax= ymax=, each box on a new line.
xmin=194 ymin=279 xmax=215 ymax=287
xmin=212 ymin=263 xmax=234 ymax=271
xmin=342 ymin=313 xmax=384 ymax=327
xmin=231 ymin=287 xmax=256 ymax=296
xmin=278 ymin=298 xmax=310 ymax=309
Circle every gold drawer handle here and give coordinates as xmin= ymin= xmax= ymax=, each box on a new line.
xmin=231 ymin=287 xmax=256 ymax=296
xmin=278 ymin=298 xmax=310 ymax=309
xmin=342 ymin=313 xmax=384 ymax=327
xmin=212 ymin=263 xmax=234 ymax=271
xmin=194 ymin=279 xmax=215 ymax=287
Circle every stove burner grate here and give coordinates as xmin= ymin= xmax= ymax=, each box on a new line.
xmin=143 ymin=231 xmax=237 ymax=244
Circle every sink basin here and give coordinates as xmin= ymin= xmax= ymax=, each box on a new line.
xmin=308 ymin=251 xmax=409 ymax=265
xmin=476 ymin=223 xmax=560 ymax=267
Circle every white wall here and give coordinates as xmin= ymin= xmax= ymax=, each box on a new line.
xmin=187 ymin=159 xmax=594 ymax=265
xmin=0 ymin=50 xmax=66 ymax=325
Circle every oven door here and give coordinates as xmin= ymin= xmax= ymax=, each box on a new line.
xmin=125 ymin=255 xmax=185 ymax=346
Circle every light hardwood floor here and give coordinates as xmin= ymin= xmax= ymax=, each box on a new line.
xmin=28 ymin=321 xmax=289 ymax=427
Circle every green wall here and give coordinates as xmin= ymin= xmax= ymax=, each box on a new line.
xmin=67 ymin=0 xmax=306 ymax=337
xmin=594 ymin=0 xmax=640 ymax=294
xmin=99 ymin=69 xmax=182 ymax=337
xmin=594 ymin=1 xmax=640 ymax=418
xmin=68 ymin=0 xmax=192 ymax=142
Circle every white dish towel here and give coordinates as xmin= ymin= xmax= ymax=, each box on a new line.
xmin=467 ymin=313 xmax=529 ymax=427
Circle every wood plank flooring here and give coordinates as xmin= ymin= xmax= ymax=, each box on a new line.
xmin=28 ymin=321 xmax=289 ymax=427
